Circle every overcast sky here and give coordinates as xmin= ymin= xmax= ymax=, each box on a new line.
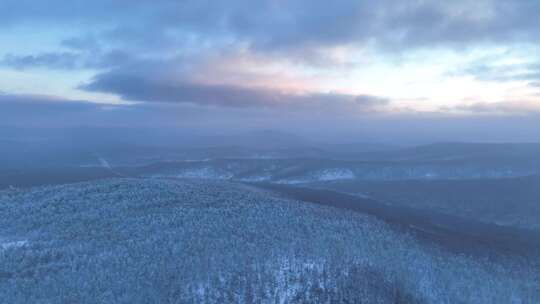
xmin=1 ymin=1 xmax=539 ymax=142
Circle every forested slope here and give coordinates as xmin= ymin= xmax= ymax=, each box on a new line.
xmin=1 ymin=178 xmax=538 ymax=303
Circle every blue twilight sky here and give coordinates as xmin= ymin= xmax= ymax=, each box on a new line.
xmin=1 ymin=0 xmax=539 ymax=142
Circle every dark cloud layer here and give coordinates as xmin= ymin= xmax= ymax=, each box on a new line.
xmin=0 ymin=93 xmax=102 ymax=113
xmin=2 ymin=1 xmax=540 ymax=56
xmin=81 ymin=68 xmax=389 ymax=111
xmin=0 ymin=93 xmax=123 ymax=126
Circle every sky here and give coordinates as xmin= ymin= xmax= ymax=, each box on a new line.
xmin=1 ymin=0 xmax=540 ymax=143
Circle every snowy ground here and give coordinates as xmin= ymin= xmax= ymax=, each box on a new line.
xmin=1 ymin=179 xmax=538 ymax=303
xmin=0 ymin=239 xmax=27 ymax=251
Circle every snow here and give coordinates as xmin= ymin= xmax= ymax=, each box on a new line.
xmin=176 ymin=167 xmax=233 ymax=179
xmin=98 ymin=157 xmax=111 ymax=169
xmin=424 ymin=173 xmax=437 ymax=179
xmin=0 ymin=240 xmax=28 ymax=251
xmin=275 ymin=168 xmax=356 ymax=184
xmin=315 ymin=168 xmax=355 ymax=181
xmin=238 ymin=175 xmax=272 ymax=182
xmin=182 ymin=158 xmax=212 ymax=162
xmin=276 ymin=179 xmax=307 ymax=185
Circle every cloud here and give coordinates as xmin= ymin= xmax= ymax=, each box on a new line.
xmin=3 ymin=1 xmax=540 ymax=95
xmin=0 ymin=93 xmax=118 ymax=125
xmin=443 ymin=100 xmax=540 ymax=115
xmin=0 ymin=91 xmax=350 ymax=129
xmin=0 ymin=93 xmax=103 ymax=111
xmin=1 ymin=49 xmax=133 ymax=70
xmin=456 ymin=62 xmax=540 ymax=83
xmin=61 ymin=35 xmax=101 ymax=51
xmin=2 ymin=1 xmax=540 ymax=55
xmin=80 ymin=66 xmax=390 ymax=113
xmin=0 ymin=93 xmax=188 ymax=128
xmin=1 ymin=53 xmax=81 ymax=70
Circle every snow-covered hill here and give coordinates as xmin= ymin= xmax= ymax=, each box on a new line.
xmin=0 ymin=178 xmax=537 ymax=303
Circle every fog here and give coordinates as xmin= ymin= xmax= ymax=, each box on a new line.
xmin=2 ymin=94 xmax=540 ymax=155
